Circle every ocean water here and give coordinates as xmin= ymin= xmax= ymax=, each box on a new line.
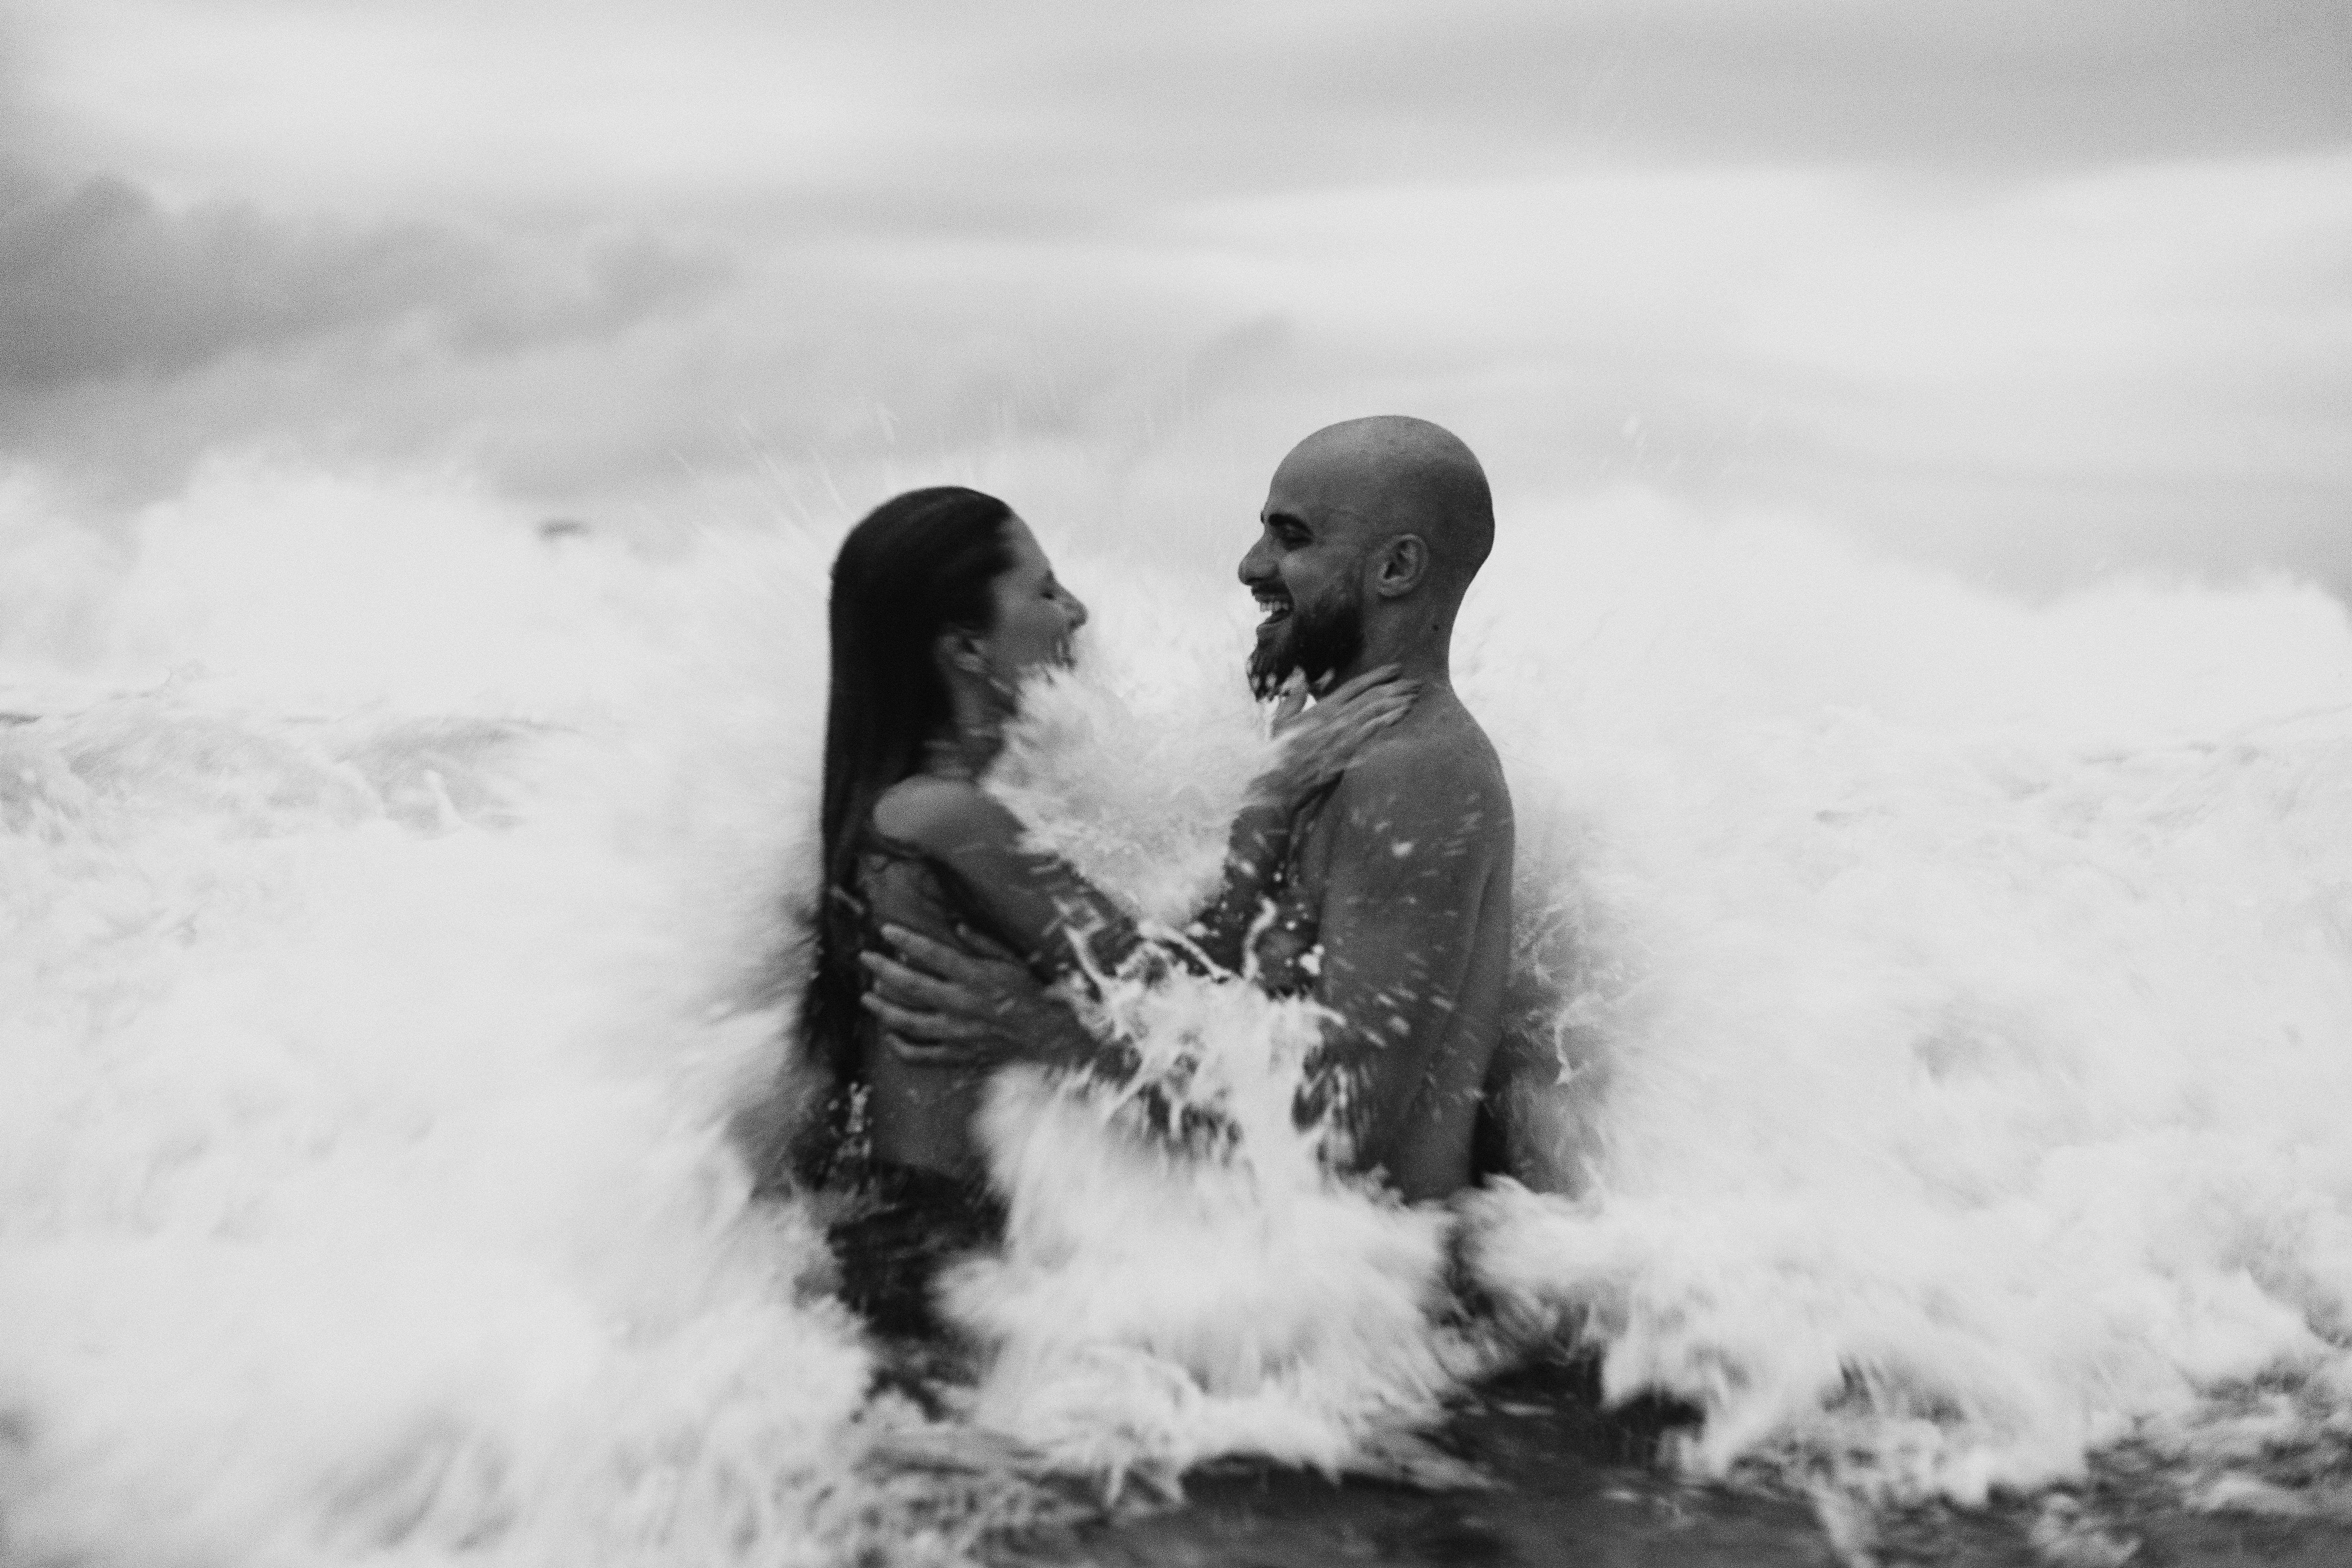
xmin=5 ymin=458 xmax=2352 ymax=1563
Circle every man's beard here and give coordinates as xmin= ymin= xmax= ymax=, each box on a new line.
xmin=1247 ymin=588 xmax=1363 ymax=699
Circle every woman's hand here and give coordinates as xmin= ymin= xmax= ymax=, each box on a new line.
xmin=1255 ymin=664 xmax=1415 ymax=806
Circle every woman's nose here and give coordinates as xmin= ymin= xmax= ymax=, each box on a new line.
xmin=1066 ymin=592 xmax=1089 ymax=630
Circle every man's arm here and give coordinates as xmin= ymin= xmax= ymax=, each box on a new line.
xmin=1186 ymin=666 xmax=1414 ymax=971
xmin=859 ymin=923 xmax=1111 ymax=1074
xmin=860 ymin=733 xmax=1510 ymax=1176
xmin=861 ymin=925 xmax=1228 ymax=1154
xmin=1292 ymin=743 xmax=1502 ymax=1179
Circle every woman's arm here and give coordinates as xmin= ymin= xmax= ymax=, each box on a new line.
xmin=861 ymin=669 xmax=1415 ymax=1069
xmin=1182 ymin=796 xmax=1305 ymax=972
xmin=874 ymin=778 xmax=1150 ymax=984
xmin=862 ymin=784 xmax=1150 ymax=1093
xmin=877 ymin=669 xmax=1417 ymax=986
xmin=861 ymin=923 xmax=1227 ymax=1155
xmin=1184 ymin=666 xmax=1415 ymax=971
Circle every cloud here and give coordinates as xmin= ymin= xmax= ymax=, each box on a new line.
xmin=20 ymin=1 xmax=2351 ymax=224
xmin=12 ymin=0 xmax=904 ymax=209
xmin=0 ymin=169 xmax=726 ymax=392
xmin=0 ymin=153 xmax=735 ymax=502
xmin=0 ymin=3 xmax=2345 ymax=604
xmin=1237 ymin=0 xmax=2352 ymax=172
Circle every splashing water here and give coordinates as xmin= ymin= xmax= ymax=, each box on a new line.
xmin=6 ymin=458 xmax=2352 ymax=1562
xmin=946 ymin=632 xmax=1477 ymax=1488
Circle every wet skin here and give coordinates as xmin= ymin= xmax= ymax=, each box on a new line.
xmin=1249 ymin=688 xmax=1513 ymax=1200
xmin=870 ymin=423 xmax=1516 ymax=1202
xmin=857 ymin=516 xmax=1093 ymax=1182
xmin=1236 ymin=431 xmax=1515 ymax=1199
xmin=851 ymin=517 xmax=1416 ymax=1180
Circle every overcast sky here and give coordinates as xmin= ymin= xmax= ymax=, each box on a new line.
xmin=3 ymin=0 xmax=2348 ymax=594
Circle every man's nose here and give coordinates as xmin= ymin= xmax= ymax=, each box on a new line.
xmin=1237 ymin=535 xmax=1273 ymax=585
xmin=1066 ymin=592 xmax=1089 ymax=630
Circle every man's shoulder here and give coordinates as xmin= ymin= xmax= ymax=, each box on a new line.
xmin=1324 ymin=699 xmax=1513 ymax=849
xmin=1337 ymin=698 xmax=1510 ymax=808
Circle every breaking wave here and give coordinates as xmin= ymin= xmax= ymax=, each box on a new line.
xmin=6 ymin=456 xmax=2352 ymax=1561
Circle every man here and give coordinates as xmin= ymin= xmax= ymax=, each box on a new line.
xmin=863 ymin=416 xmax=1516 ymax=1202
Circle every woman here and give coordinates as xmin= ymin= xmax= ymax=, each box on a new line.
xmin=802 ymin=485 xmax=1409 ymax=1337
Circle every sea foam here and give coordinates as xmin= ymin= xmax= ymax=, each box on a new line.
xmin=6 ymin=458 xmax=2352 ymax=1560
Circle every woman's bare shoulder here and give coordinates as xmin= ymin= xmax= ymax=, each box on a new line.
xmin=870 ymin=775 xmax=1022 ymax=853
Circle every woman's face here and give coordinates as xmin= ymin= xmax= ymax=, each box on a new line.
xmin=977 ymin=516 xmax=1088 ymax=686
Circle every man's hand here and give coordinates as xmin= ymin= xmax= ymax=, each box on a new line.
xmin=859 ymin=923 xmax=1087 ymax=1070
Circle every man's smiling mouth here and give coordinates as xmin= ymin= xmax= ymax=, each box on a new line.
xmin=1254 ymin=592 xmax=1292 ymax=626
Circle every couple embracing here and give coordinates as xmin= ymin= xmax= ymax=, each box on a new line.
xmin=790 ymin=416 xmax=1519 ymax=1339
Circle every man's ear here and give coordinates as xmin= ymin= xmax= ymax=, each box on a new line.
xmin=1373 ymin=535 xmax=1427 ymax=599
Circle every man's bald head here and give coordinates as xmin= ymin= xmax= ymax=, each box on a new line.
xmin=1276 ymin=415 xmax=1494 ymax=590
xmin=1243 ymin=415 xmax=1495 ymax=691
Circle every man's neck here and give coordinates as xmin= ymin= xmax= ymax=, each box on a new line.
xmin=1336 ymin=632 xmax=1452 ymax=692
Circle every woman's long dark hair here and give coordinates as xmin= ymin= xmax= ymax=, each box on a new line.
xmin=799 ymin=486 xmax=1015 ymax=1176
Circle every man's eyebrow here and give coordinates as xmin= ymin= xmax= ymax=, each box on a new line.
xmin=1262 ymin=508 xmax=1312 ymax=535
